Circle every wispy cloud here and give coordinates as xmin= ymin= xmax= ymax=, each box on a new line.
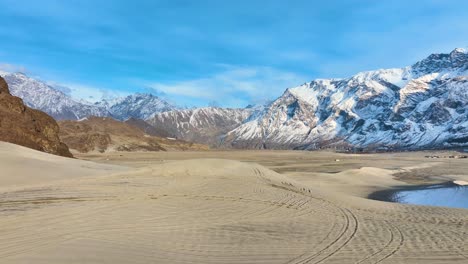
xmin=0 ymin=63 xmax=28 ymax=74
xmin=1 ymin=0 xmax=467 ymax=108
xmin=145 ymin=65 xmax=307 ymax=108
xmin=48 ymin=81 xmax=130 ymax=103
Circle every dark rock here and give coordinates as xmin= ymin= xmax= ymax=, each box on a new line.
xmin=0 ymin=76 xmax=73 ymax=157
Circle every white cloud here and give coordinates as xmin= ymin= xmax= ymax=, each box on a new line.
xmin=48 ymin=81 xmax=130 ymax=103
xmin=0 ymin=63 xmax=27 ymax=74
xmin=146 ymin=65 xmax=308 ymax=107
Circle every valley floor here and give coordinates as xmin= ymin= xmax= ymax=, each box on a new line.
xmin=1 ymin=143 xmax=467 ymax=263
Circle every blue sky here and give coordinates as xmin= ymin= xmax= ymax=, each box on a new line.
xmin=0 ymin=0 xmax=467 ymax=107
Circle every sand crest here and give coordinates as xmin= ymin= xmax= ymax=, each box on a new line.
xmin=454 ymin=180 xmax=468 ymax=186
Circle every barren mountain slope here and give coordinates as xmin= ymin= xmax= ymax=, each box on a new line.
xmin=58 ymin=116 xmax=207 ymax=153
xmin=147 ymin=107 xmax=253 ymax=146
xmin=0 ymin=76 xmax=72 ymax=157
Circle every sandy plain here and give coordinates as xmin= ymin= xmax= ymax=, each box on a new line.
xmin=0 ymin=142 xmax=467 ymax=263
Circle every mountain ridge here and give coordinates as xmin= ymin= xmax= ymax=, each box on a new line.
xmin=2 ymin=47 xmax=467 ymax=150
xmin=221 ymin=48 xmax=468 ymax=150
xmin=58 ymin=116 xmax=208 ymax=153
xmin=0 ymin=72 xmax=179 ymax=121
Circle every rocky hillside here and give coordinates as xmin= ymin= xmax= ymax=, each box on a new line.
xmin=147 ymin=107 xmax=253 ymax=146
xmin=0 ymin=76 xmax=72 ymax=157
xmin=222 ymin=48 xmax=468 ymax=150
xmin=99 ymin=93 xmax=177 ymax=121
xmin=124 ymin=118 xmax=173 ymax=138
xmin=58 ymin=116 xmax=208 ymax=153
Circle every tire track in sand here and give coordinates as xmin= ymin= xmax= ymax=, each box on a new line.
xmin=286 ymin=201 xmax=358 ymax=264
xmin=355 ymin=221 xmax=404 ymax=264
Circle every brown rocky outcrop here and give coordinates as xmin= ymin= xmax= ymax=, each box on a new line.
xmin=0 ymin=76 xmax=72 ymax=157
xmin=58 ymin=116 xmax=208 ymax=153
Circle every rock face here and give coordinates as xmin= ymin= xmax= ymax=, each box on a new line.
xmin=146 ymin=107 xmax=253 ymax=146
xmin=99 ymin=94 xmax=178 ymax=121
xmin=223 ymin=48 xmax=468 ymax=150
xmin=58 ymin=117 xmax=208 ymax=153
xmin=0 ymin=76 xmax=72 ymax=157
xmin=124 ymin=118 xmax=172 ymax=138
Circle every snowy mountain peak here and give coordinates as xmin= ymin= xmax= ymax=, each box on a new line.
xmin=0 ymin=72 xmax=178 ymax=120
xmin=2 ymin=47 xmax=467 ymax=151
xmin=222 ymin=48 xmax=468 ymax=150
xmin=147 ymin=107 xmax=253 ymax=146
xmin=412 ymin=48 xmax=468 ymax=75
xmin=105 ymin=93 xmax=178 ymax=121
xmin=451 ymin=47 xmax=468 ymax=55
xmin=0 ymin=71 xmax=110 ymax=120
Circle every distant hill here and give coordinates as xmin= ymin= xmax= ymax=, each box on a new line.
xmin=58 ymin=116 xmax=208 ymax=153
xmin=124 ymin=117 xmax=173 ymax=138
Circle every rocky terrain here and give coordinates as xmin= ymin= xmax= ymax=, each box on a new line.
xmin=147 ymin=107 xmax=253 ymax=146
xmin=221 ymin=48 xmax=468 ymax=150
xmin=98 ymin=93 xmax=177 ymax=121
xmin=0 ymin=76 xmax=72 ymax=157
xmin=58 ymin=116 xmax=207 ymax=153
xmin=124 ymin=117 xmax=173 ymax=138
xmin=2 ymin=48 xmax=467 ymax=151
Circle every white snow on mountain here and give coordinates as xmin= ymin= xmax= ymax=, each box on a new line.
xmin=0 ymin=72 xmax=178 ymax=120
xmin=100 ymin=93 xmax=178 ymax=121
xmin=2 ymin=47 xmax=467 ymax=150
xmin=147 ymin=107 xmax=252 ymax=146
xmin=222 ymin=48 xmax=468 ymax=150
xmin=0 ymin=72 xmax=110 ymax=120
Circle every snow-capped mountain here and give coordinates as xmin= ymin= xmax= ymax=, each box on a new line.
xmin=147 ymin=107 xmax=253 ymax=146
xmin=0 ymin=72 xmax=109 ymax=120
xmin=0 ymin=72 xmax=177 ymax=120
xmin=3 ymin=47 xmax=467 ymax=150
xmin=222 ymin=48 xmax=468 ymax=150
xmin=100 ymin=93 xmax=178 ymax=121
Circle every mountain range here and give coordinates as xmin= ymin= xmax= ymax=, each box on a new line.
xmin=221 ymin=48 xmax=468 ymax=150
xmin=58 ymin=117 xmax=208 ymax=153
xmin=147 ymin=107 xmax=254 ymax=146
xmin=0 ymin=72 xmax=178 ymax=121
xmin=2 ymin=47 xmax=467 ymax=150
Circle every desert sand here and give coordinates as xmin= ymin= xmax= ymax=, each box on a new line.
xmin=0 ymin=142 xmax=467 ymax=263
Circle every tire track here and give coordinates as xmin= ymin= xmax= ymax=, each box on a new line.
xmin=310 ymin=208 xmax=359 ymax=264
xmin=355 ymin=221 xmax=402 ymax=264
xmin=286 ymin=201 xmax=359 ymax=264
xmin=374 ymin=223 xmax=404 ymax=263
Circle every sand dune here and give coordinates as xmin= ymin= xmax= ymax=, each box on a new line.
xmin=0 ymin=143 xmax=467 ymax=263
xmin=0 ymin=142 xmax=125 ymax=189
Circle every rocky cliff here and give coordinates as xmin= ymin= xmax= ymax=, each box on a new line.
xmin=0 ymin=77 xmax=72 ymax=157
